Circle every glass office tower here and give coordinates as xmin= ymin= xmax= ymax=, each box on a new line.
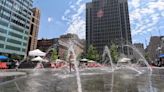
xmin=0 ymin=0 xmax=33 ymax=56
xmin=86 ymin=0 xmax=132 ymax=55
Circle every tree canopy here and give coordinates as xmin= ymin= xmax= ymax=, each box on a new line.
xmin=110 ymin=43 xmax=119 ymax=63
xmin=86 ymin=45 xmax=100 ymax=61
xmin=51 ymin=49 xmax=58 ymax=61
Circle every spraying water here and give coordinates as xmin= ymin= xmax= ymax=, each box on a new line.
xmin=102 ymin=44 xmax=152 ymax=74
xmin=123 ymin=44 xmax=152 ymax=72
xmin=66 ymin=41 xmax=82 ymax=92
xmin=102 ymin=45 xmax=114 ymax=71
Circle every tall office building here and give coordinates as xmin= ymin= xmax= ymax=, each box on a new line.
xmin=86 ymin=0 xmax=132 ymax=55
xmin=0 ymin=0 xmax=33 ymax=56
xmin=27 ymin=8 xmax=40 ymax=53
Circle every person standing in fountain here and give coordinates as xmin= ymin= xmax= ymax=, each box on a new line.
xmin=68 ymin=51 xmax=75 ymax=72
xmin=15 ymin=60 xmax=19 ymax=71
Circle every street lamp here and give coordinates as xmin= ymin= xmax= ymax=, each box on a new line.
xmin=156 ymin=46 xmax=162 ymax=58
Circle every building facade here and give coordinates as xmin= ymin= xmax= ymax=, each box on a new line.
xmin=86 ymin=0 xmax=132 ymax=55
xmin=37 ymin=34 xmax=85 ymax=60
xmin=37 ymin=38 xmax=59 ymax=52
xmin=58 ymin=34 xmax=84 ymax=60
xmin=133 ymin=43 xmax=145 ymax=59
xmin=27 ymin=8 xmax=40 ymax=53
xmin=146 ymin=36 xmax=164 ymax=61
xmin=0 ymin=0 xmax=33 ymax=56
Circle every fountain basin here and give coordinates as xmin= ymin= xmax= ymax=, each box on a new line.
xmin=0 ymin=68 xmax=163 ymax=92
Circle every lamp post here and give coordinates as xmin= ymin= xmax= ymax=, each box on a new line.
xmin=155 ymin=47 xmax=161 ymax=66
xmin=161 ymin=37 xmax=164 ymax=53
xmin=156 ymin=46 xmax=161 ymax=56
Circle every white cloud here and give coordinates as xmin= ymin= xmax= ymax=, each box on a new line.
xmin=62 ymin=0 xmax=86 ymax=39
xmin=48 ymin=17 xmax=53 ymax=23
xmin=64 ymin=9 xmax=71 ymax=15
xmin=129 ymin=0 xmax=164 ymax=37
xmin=62 ymin=0 xmax=164 ymax=40
xmin=161 ymin=11 xmax=164 ymax=16
xmin=130 ymin=0 xmax=141 ymax=8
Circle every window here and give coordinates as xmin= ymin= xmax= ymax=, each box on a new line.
xmin=0 ymin=36 xmax=6 ymax=41
xmin=0 ymin=27 xmax=7 ymax=34
xmin=0 ymin=19 xmax=8 ymax=27
xmin=0 ymin=44 xmax=4 ymax=48
xmin=24 ymin=36 xmax=28 ymax=40
xmin=23 ymin=42 xmax=27 ymax=46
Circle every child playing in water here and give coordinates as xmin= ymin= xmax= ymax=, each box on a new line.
xmin=68 ymin=51 xmax=75 ymax=72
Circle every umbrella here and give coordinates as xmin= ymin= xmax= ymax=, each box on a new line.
xmin=0 ymin=56 xmax=8 ymax=60
xmin=159 ymin=54 xmax=164 ymax=58
xmin=55 ymin=59 xmax=63 ymax=62
xmin=88 ymin=60 xmax=95 ymax=63
xmin=80 ymin=58 xmax=88 ymax=61
xmin=29 ymin=49 xmax=46 ymax=56
xmin=118 ymin=58 xmax=131 ymax=63
xmin=32 ymin=56 xmax=44 ymax=62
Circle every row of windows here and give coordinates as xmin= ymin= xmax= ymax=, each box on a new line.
xmin=5 ymin=0 xmax=13 ymax=9
xmin=11 ymin=19 xmax=29 ymax=29
xmin=8 ymin=32 xmax=23 ymax=39
xmin=17 ymin=0 xmax=33 ymax=11
xmin=12 ymin=13 xmax=27 ymax=23
xmin=10 ymin=24 xmax=30 ymax=37
xmin=7 ymin=38 xmax=22 ymax=45
xmin=0 ymin=36 xmax=28 ymax=46
xmin=0 ymin=12 xmax=10 ymax=21
xmin=0 ymin=0 xmax=32 ymax=20
xmin=0 ymin=44 xmax=26 ymax=52
xmin=6 ymin=45 xmax=20 ymax=51
xmin=12 ymin=3 xmax=31 ymax=19
xmin=0 ymin=2 xmax=31 ymax=22
xmin=10 ymin=24 xmax=24 ymax=33
xmin=0 ymin=26 xmax=29 ymax=41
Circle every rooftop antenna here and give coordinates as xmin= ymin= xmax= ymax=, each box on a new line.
xmin=158 ymin=27 xmax=161 ymax=37
xmin=145 ymin=38 xmax=148 ymax=47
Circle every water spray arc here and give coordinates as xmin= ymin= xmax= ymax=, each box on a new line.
xmin=66 ymin=41 xmax=82 ymax=92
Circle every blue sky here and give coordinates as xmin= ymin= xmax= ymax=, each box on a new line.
xmin=33 ymin=0 xmax=164 ymax=47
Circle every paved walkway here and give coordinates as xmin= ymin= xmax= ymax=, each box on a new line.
xmin=0 ymin=72 xmax=26 ymax=77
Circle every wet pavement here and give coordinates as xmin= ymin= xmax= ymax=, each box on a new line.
xmin=0 ymin=68 xmax=164 ymax=92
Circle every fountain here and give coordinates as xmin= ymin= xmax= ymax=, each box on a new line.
xmin=0 ymin=42 xmax=164 ymax=92
xmin=102 ymin=44 xmax=152 ymax=74
xmin=123 ymin=44 xmax=152 ymax=72
xmin=102 ymin=46 xmax=114 ymax=71
xmin=65 ymin=40 xmax=82 ymax=92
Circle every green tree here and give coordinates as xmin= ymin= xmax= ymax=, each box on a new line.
xmin=77 ymin=53 xmax=81 ymax=61
xmin=51 ymin=49 xmax=58 ymax=61
xmin=11 ymin=53 xmax=22 ymax=60
xmin=87 ymin=45 xmax=100 ymax=61
xmin=110 ymin=43 xmax=119 ymax=63
xmin=144 ymin=52 xmax=150 ymax=61
xmin=63 ymin=50 xmax=68 ymax=60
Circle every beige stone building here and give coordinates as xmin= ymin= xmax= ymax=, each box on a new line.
xmin=28 ymin=8 xmax=40 ymax=53
xmin=58 ymin=34 xmax=84 ymax=60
